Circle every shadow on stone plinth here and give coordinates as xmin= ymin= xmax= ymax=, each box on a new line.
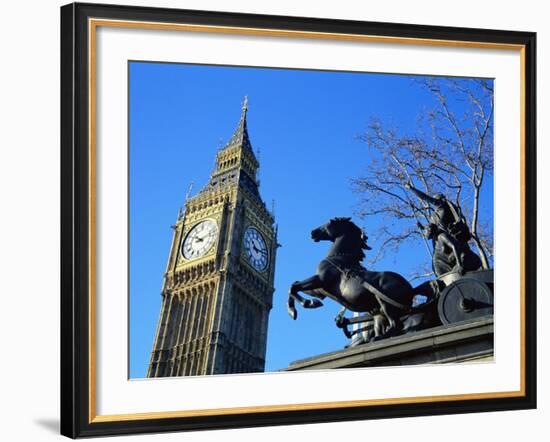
xmin=284 ymin=316 xmax=493 ymax=371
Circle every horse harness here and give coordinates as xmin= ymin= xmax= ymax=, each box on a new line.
xmin=325 ymin=257 xmax=409 ymax=312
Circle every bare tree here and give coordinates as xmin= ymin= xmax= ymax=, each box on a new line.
xmin=352 ymin=77 xmax=493 ymax=275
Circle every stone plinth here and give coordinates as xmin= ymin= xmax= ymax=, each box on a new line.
xmin=285 ymin=316 xmax=493 ymax=371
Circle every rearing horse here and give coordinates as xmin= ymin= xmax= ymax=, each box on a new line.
xmin=288 ymin=217 xmax=416 ymax=338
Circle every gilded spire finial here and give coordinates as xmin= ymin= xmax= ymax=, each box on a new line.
xmin=242 ymin=95 xmax=248 ymax=114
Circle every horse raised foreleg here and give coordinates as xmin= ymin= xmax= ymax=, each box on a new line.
xmin=288 ymin=275 xmax=324 ymax=320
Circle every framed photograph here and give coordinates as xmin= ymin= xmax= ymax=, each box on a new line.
xmin=60 ymin=2 xmax=536 ymax=438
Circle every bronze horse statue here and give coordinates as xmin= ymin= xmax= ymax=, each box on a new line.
xmin=288 ymin=217 xmax=418 ymax=339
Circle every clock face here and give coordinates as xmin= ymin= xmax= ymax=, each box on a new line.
xmin=181 ymin=219 xmax=218 ymax=260
xmin=243 ymin=227 xmax=269 ymax=271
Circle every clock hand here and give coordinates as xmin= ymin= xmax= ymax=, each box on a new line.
xmin=256 ymin=240 xmax=267 ymax=253
xmin=196 ymin=231 xmax=211 ymax=242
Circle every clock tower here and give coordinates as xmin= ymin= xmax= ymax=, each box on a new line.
xmin=147 ymin=98 xmax=278 ymax=377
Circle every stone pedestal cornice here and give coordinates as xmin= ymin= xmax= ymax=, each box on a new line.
xmin=285 ymin=316 xmax=494 ymax=371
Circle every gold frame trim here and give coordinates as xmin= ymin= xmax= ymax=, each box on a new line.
xmin=88 ymin=18 xmax=527 ymax=424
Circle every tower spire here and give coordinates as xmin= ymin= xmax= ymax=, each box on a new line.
xmin=199 ymin=97 xmax=261 ymax=198
xmin=224 ymin=96 xmax=253 ymax=152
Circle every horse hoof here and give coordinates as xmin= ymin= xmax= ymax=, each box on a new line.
xmin=373 ymin=327 xmax=400 ymax=341
xmin=287 ymin=306 xmax=297 ymax=320
xmin=334 ymin=316 xmax=348 ymax=328
xmin=305 ymin=299 xmax=323 ymax=309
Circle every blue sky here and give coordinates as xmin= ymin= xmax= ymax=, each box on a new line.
xmin=129 ymin=61 xmax=493 ymax=378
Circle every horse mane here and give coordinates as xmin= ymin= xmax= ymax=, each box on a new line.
xmin=330 ymin=217 xmax=371 ymax=251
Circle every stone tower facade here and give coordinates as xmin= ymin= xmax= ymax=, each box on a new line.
xmin=147 ymin=98 xmax=277 ymax=377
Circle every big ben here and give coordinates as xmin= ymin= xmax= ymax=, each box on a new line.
xmin=147 ymin=98 xmax=277 ymax=377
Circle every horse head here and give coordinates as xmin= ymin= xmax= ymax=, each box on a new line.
xmin=311 ymin=217 xmax=372 ymax=250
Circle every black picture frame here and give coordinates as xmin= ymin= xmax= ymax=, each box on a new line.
xmin=61 ymin=2 xmax=537 ymax=438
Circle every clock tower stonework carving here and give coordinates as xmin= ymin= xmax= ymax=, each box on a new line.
xmin=147 ymin=98 xmax=278 ymax=377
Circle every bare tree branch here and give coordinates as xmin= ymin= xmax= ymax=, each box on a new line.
xmin=352 ymin=77 xmax=494 ymax=273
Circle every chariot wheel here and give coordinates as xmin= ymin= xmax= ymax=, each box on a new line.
xmin=437 ymin=278 xmax=493 ymax=325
